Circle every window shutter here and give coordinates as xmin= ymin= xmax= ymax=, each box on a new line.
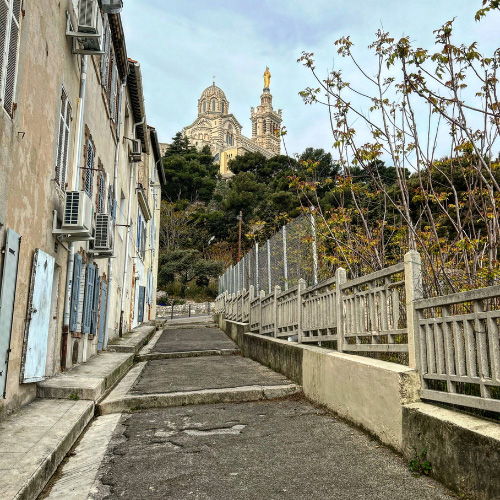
xmin=97 ymin=171 xmax=104 ymax=213
xmin=70 ymin=253 xmax=82 ymax=332
xmin=82 ymin=264 xmax=95 ymax=334
xmin=100 ymin=20 xmax=111 ymax=87
xmin=85 ymin=140 xmax=94 ymax=198
xmin=91 ymin=274 xmax=100 ymax=335
xmin=109 ymin=60 xmax=118 ymax=122
xmin=0 ymin=0 xmax=8 ymax=88
xmin=3 ymin=0 xmax=21 ymax=116
xmin=55 ymin=89 xmax=71 ymax=188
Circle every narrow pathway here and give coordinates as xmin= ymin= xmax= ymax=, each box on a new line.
xmin=41 ymin=318 xmax=457 ymax=500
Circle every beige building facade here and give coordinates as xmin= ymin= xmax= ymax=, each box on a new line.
xmin=183 ymin=76 xmax=282 ymax=175
xmin=0 ymin=0 xmax=164 ymax=417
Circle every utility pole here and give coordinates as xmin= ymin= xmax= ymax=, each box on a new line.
xmin=238 ymin=211 xmax=243 ymax=262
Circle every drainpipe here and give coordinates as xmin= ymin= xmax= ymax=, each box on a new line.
xmin=119 ymin=117 xmax=144 ymax=335
xmin=102 ymin=80 xmax=125 ymax=348
xmin=62 ymin=55 xmax=88 ymax=370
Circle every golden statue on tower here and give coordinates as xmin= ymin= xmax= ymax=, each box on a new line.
xmin=263 ymin=67 xmax=271 ymax=88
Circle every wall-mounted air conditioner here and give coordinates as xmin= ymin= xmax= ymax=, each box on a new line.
xmin=94 ymin=213 xmax=114 ymax=250
xmin=129 ymin=139 xmax=142 ymax=162
xmin=78 ymin=0 xmax=99 ymax=33
xmin=62 ymin=191 xmax=93 ymax=232
xmin=66 ymin=0 xmax=103 ymax=54
xmin=101 ymin=0 xmax=124 ymax=14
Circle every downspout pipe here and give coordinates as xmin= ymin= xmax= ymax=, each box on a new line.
xmin=103 ymin=79 xmax=125 ymax=348
xmin=119 ymin=118 xmax=144 ymax=335
xmin=62 ymin=55 xmax=88 ymax=369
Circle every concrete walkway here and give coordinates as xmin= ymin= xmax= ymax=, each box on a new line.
xmin=42 ymin=318 xmax=457 ymax=499
xmin=0 ymin=321 xmax=162 ymax=500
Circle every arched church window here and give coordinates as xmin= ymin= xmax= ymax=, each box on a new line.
xmin=221 ymin=102 xmax=224 ymax=113
xmin=203 ymin=101 xmax=206 ymax=112
xmin=212 ymin=99 xmax=216 ymax=111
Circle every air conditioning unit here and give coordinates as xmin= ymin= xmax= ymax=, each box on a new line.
xmin=62 ymin=191 xmax=93 ymax=232
xmin=94 ymin=213 xmax=114 ymax=250
xmin=101 ymin=0 xmax=124 ymax=13
xmin=129 ymin=139 xmax=142 ymax=162
xmin=78 ymin=0 xmax=99 ymax=33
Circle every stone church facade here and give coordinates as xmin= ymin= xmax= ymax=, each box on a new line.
xmin=183 ymin=77 xmax=282 ymax=175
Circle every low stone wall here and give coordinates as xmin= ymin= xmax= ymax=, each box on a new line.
xmin=214 ymin=315 xmax=419 ymax=450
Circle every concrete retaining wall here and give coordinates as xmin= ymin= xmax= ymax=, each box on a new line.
xmin=215 ymin=315 xmax=419 ymax=450
xmin=403 ymin=403 xmax=500 ymax=500
xmin=215 ymin=315 xmax=500 ymax=500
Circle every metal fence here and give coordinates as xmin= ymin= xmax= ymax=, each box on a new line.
xmin=218 ymin=214 xmax=317 ymax=296
xmin=214 ymin=250 xmax=500 ymax=414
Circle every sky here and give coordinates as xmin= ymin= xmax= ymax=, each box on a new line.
xmin=121 ymin=1 xmax=500 ymax=158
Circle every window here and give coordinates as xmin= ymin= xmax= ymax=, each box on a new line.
xmin=97 ymin=171 xmax=105 ymax=213
xmin=212 ymin=99 xmax=216 ymax=111
xmin=84 ymin=140 xmax=94 ymax=198
xmin=0 ymin=0 xmax=22 ymax=116
xmin=109 ymin=60 xmax=118 ymax=122
xmin=203 ymin=100 xmax=206 ymax=112
xmin=136 ymin=207 xmax=147 ymax=260
xmin=55 ymin=87 xmax=71 ymax=189
xmin=221 ymin=102 xmax=224 ymax=113
xmin=100 ymin=18 xmax=111 ymax=87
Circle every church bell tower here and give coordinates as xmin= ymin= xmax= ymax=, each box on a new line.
xmin=250 ymin=67 xmax=282 ymax=155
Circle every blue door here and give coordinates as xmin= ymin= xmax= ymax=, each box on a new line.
xmin=138 ymin=286 xmax=145 ymax=323
xmin=97 ymin=281 xmax=107 ymax=350
xmin=21 ymin=249 xmax=55 ymax=383
xmin=0 ymin=229 xmax=21 ymax=398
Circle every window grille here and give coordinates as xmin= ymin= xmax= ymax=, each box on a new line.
xmin=97 ymin=171 xmax=105 ymax=213
xmin=0 ymin=0 xmax=22 ymax=116
xmin=85 ymin=140 xmax=94 ymax=198
xmin=55 ymin=87 xmax=72 ymax=189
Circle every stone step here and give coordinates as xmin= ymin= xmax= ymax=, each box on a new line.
xmin=98 ymin=384 xmax=302 ymax=414
xmin=0 ymin=399 xmax=94 ymax=500
xmin=135 ymin=348 xmax=241 ymax=362
xmin=37 ymin=352 xmax=134 ymax=401
xmin=108 ymin=325 xmax=156 ymax=353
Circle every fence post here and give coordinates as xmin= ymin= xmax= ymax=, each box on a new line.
xmin=282 ymin=226 xmax=288 ymax=290
xmin=267 ymin=241 xmax=272 ymax=294
xmin=259 ymin=289 xmax=265 ymax=334
xmin=297 ymin=278 xmax=306 ymax=343
xmin=255 ymin=242 xmax=259 ymax=292
xmin=273 ymin=285 xmax=281 ymax=338
xmin=404 ymin=250 xmax=423 ymax=370
xmin=335 ymin=267 xmax=347 ymax=352
xmin=249 ymin=285 xmax=255 ymax=326
xmin=310 ymin=212 xmax=319 ymax=286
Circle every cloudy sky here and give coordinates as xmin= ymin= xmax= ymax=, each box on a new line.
xmin=121 ymin=1 xmax=499 ymax=158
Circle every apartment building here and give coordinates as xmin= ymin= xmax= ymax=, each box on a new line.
xmin=0 ymin=0 xmax=164 ymax=417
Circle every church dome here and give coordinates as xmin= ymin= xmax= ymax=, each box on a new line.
xmin=198 ymin=83 xmax=229 ymax=115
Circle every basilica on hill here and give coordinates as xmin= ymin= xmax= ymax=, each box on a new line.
xmin=182 ymin=68 xmax=282 ymax=176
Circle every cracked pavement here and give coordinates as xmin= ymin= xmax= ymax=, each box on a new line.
xmin=42 ymin=319 xmax=457 ymax=500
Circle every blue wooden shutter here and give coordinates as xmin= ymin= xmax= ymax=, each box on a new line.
xmin=0 ymin=228 xmax=21 ymax=398
xmin=82 ymin=264 xmax=96 ymax=334
xmin=91 ymin=274 xmax=101 ymax=335
xmin=98 ymin=282 xmax=107 ymax=350
xmin=70 ymin=253 xmax=82 ymax=332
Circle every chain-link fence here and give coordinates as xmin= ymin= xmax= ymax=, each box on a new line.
xmin=219 ymin=214 xmax=319 ymax=295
